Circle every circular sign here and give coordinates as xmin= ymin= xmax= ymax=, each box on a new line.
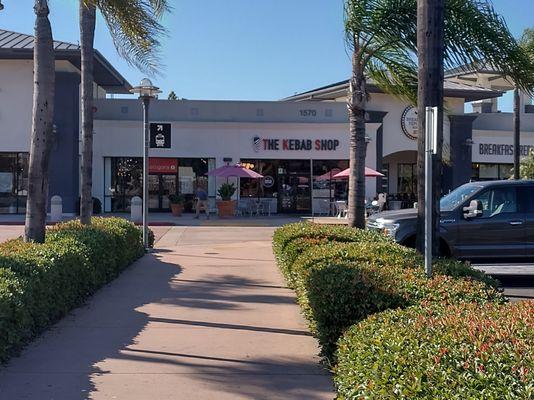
xmin=401 ymin=106 xmax=418 ymax=140
xmin=263 ymin=176 xmax=275 ymax=188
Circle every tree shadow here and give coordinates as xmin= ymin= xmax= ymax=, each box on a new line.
xmin=0 ymin=248 xmax=331 ymax=399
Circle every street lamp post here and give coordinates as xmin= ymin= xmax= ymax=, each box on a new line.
xmin=130 ymin=78 xmax=161 ymax=249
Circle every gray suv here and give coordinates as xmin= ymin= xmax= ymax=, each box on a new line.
xmin=366 ymin=180 xmax=534 ymax=259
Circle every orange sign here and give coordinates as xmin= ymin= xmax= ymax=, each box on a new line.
xmin=149 ymin=158 xmax=178 ymax=174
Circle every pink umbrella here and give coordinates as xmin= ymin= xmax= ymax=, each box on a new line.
xmin=333 ymin=167 xmax=384 ymax=179
xmin=207 ymin=164 xmax=264 ymax=179
xmin=316 ymin=168 xmax=342 ymax=181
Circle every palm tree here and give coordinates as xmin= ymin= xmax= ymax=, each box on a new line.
xmin=79 ymin=0 xmax=169 ymax=225
xmin=415 ymin=1 xmax=534 ymax=254
xmin=345 ymin=0 xmax=417 ymax=228
xmin=25 ymin=0 xmax=55 ymax=243
xmin=513 ymin=29 xmax=534 ymax=180
xmin=344 ymin=0 xmax=533 ymax=234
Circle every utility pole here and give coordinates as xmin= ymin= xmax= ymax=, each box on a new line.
xmin=416 ymin=0 xmax=445 ymax=261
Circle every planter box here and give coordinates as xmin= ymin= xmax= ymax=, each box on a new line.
xmin=170 ymin=203 xmax=183 ymax=217
xmin=217 ymin=200 xmax=236 ymax=218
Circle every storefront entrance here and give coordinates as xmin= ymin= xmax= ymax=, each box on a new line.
xmin=277 ymin=161 xmax=311 ymax=213
xmin=148 ymin=174 xmax=177 ymax=211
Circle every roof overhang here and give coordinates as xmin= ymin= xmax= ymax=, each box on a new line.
xmin=0 ymin=48 xmax=131 ymax=94
xmin=283 ymin=80 xmax=503 ymax=102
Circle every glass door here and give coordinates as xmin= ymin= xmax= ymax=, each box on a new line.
xmin=148 ymin=175 xmax=160 ymax=210
xmin=277 ymin=161 xmax=311 ymax=213
xmin=149 ymin=174 xmax=178 ymax=211
xmin=160 ymin=174 xmax=177 ymax=210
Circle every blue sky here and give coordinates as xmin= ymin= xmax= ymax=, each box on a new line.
xmin=0 ymin=0 xmax=531 ymax=109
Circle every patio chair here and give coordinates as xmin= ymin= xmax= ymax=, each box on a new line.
xmin=335 ymin=201 xmax=348 ymax=219
xmin=260 ymin=199 xmax=272 ymax=216
xmin=236 ymin=199 xmax=251 ymax=216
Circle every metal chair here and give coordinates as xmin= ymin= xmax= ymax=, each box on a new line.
xmin=335 ymin=201 xmax=348 ymax=219
xmin=236 ymin=199 xmax=251 ymax=216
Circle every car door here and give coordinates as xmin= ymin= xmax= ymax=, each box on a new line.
xmin=456 ymin=186 xmax=525 ymax=259
xmin=519 ymin=185 xmax=534 ymax=258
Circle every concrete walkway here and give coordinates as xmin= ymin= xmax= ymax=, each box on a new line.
xmin=0 ymin=226 xmax=333 ymax=400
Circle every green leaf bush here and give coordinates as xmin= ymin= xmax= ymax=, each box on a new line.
xmin=335 ymin=301 xmax=534 ymax=399
xmin=272 ymin=223 xmax=502 ymax=360
xmin=273 ymin=222 xmax=498 ymax=287
xmin=292 ymin=242 xmax=503 ymax=359
xmin=0 ymin=217 xmax=148 ymax=363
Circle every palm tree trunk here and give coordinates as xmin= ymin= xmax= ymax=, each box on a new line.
xmin=24 ymin=0 xmax=55 ymax=243
xmin=513 ymin=87 xmax=520 ymax=179
xmin=416 ymin=0 xmax=444 ymax=255
xmin=348 ymin=44 xmax=367 ymax=229
xmin=80 ymin=2 xmax=96 ymax=224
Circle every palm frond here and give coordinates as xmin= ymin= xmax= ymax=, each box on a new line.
xmin=83 ymin=0 xmax=169 ymax=76
xmin=344 ymin=0 xmax=534 ymax=99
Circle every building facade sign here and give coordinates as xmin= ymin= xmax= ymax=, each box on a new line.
xmin=253 ymin=136 xmax=340 ymax=152
xmin=477 ymin=143 xmax=534 ymax=157
xmin=148 ymin=157 xmax=178 ymax=174
xmin=401 ymin=106 xmax=418 ymax=140
xmin=150 ymin=123 xmax=171 ymax=149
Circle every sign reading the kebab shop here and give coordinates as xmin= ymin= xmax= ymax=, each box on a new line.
xmin=401 ymin=106 xmax=418 ymax=140
xmin=253 ymin=136 xmax=340 ymax=152
xmin=150 ymin=123 xmax=171 ymax=149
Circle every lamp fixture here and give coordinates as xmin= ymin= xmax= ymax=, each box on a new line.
xmin=130 ymin=78 xmax=161 ymax=99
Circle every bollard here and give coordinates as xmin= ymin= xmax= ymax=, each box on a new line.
xmin=131 ymin=196 xmax=142 ymax=223
xmin=50 ymin=195 xmax=63 ymax=222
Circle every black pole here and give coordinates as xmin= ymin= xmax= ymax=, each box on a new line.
xmin=513 ymin=88 xmax=521 ymax=180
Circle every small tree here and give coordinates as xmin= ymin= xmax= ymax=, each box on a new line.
xmin=168 ymin=91 xmax=178 ymax=100
xmin=519 ymin=150 xmax=534 ymax=179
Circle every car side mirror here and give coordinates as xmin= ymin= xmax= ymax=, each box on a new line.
xmin=463 ymin=199 xmax=483 ymax=219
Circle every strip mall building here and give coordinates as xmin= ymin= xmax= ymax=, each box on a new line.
xmin=1 ymin=29 xmax=534 ymax=215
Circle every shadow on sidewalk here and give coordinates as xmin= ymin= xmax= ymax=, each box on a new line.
xmin=0 ymin=250 xmax=180 ymax=399
xmin=0 ymin=248 xmax=331 ymax=399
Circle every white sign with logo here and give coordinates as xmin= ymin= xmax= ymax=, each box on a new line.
xmin=263 ymin=175 xmax=275 ymax=188
xmin=401 ymin=106 xmax=418 ymax=140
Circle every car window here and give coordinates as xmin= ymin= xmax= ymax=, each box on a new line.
xmin=471 ymin=187 xmax=517 ymax=218
xmin=523 ymin=186 xmax=534 ymax=213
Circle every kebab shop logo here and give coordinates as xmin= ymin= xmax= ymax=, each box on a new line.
xmin=252 ymin=136 xmax=340 ymax=152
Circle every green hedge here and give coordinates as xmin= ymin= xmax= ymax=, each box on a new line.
xmin=0 ymin=217 xmax=148 ymax=362
xmin=272 ymin=222 xmax=390 ymax=286
xmin=293 ymin=242 xmax=503 ymax=359
xmin=272 ymin=223 xmax=502 ymax=360
xmin=273 ymin=222 xmax=497 ymax=287
xmin=335 ymin=301 xmax=534 ymax=399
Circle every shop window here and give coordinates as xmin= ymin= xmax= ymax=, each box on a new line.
xmin=104 ymin=157 xmax=214 ymax=213
xmin=471 ymin=163 xmax=513 ymax=181
xmin=0 ymin=153 xmax=29 ymax=214
xmin=397 ymin=163 xmax=416 ymax=195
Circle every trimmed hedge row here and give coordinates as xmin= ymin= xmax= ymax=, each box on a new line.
xmin=0 ymin=217 xmax=148 ymax=362
xmin=273 ymin=222 xmax=497 ymax=287
xmin=272 ymin=223 xmax=503 ymax=360
xmin=335 ymin=301 xmax=534 ymax=399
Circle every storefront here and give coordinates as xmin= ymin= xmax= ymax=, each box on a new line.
xmin=103 ymin=156 xmax=214 ymax=212
xmin=3 ymin=29 xmax=534 ymax=216
xmin=239 ymin=159 xmax=348 ymax=214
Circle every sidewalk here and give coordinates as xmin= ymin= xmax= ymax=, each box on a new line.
xmin=0 ymin=226 xmax=333 ymax=399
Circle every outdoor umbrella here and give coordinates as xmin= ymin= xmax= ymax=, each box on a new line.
xmin=207 ymin=164 xmax=264 ymax=201
xmin=207 ymin=164 xmax=264 ymax=179
xmin=333 ymin=167 xmax=384 ymax=179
